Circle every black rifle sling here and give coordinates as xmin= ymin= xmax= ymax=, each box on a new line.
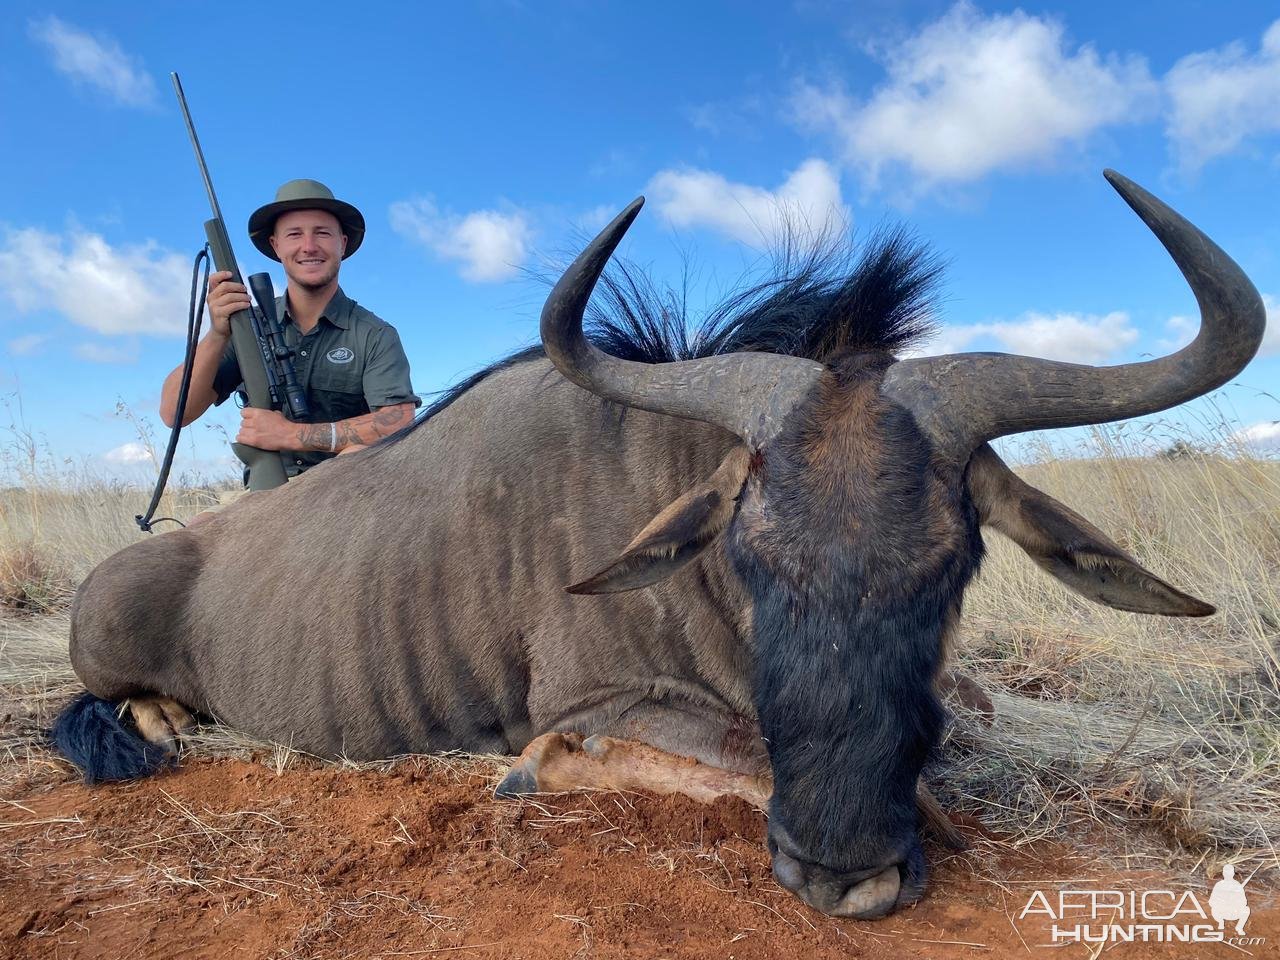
xmin=135 ymin=244 xmax=211 ymax=533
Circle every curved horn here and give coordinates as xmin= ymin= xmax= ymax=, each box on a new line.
xmin=540 ymin=198 xmax=826 ymax=448
xmin=882 ymin=170 xmax=1267 ymax=454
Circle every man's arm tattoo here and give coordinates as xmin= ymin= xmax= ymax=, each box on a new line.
xmin=337 ymin=420 xmax=364 ymax=447
xmin=287 ymin=404 xmax=415 ymax=452
xmin=336 ymin=403 xmax=415 ymax=448
xmin=297 ymin=422 xmax=332 ymax=449
xmin=372 ymin=405 xmax=407 ymax=432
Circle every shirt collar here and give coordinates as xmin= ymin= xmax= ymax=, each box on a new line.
xmin=281 ymin=286 xmax=353 ymax=331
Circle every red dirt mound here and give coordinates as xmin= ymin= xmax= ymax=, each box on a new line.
xmin=1 ymin=758 xmax=1273 ymax=959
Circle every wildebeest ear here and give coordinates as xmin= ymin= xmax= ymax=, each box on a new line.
xmin=567 ymin=447 xmax=751 ymax=595
xmin=966 ymin=444 xmax=1214 ymax=617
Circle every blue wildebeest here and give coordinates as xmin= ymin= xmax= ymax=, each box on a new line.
xmin=54 ymin=171 xmax=1264 ymax=919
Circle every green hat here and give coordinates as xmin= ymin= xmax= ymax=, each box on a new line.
xmin=248 ymin=179 xmax=365 ymax=261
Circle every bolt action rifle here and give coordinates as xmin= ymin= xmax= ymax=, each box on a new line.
xmin=171 ymin=72 xmax=309 ymax=492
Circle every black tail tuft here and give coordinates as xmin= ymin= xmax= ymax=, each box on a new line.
xmin=51 ymin=692 xmax=174 ymax=784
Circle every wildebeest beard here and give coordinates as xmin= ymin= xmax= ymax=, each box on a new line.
xmin=728 ymin=351 xmax=984 ymax=877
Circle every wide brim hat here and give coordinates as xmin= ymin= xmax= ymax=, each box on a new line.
xmin=248 ymin=179 xmax=365 ymax=261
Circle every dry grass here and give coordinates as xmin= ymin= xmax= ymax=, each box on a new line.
xmin=0 ymin=478 xmax=229 ymax=586
xmin=937 ymin=428 xmax=1280 ymax=877
xmin=0 ymin=541 xmax=74 ymax=615
xmin=0 ymin=411 xmax=236 ymax=591
xmin=1 ymin=414 xmax=1278 ymax=884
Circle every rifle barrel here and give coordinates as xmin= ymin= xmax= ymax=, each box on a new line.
xmin=171 ymin=73 xmax=230 ymax=237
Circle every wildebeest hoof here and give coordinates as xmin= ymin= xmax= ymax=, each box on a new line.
xmin=495 ymin=732 xmax=586 ymax=798
xmin=127 ymin=696 xmax=193 ymax=757
xmin=493 ymin=765 xmax=540 ymax=799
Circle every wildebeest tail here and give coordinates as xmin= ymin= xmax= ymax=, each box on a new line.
xmin=51 ymin=692 xmax=172 ymax=783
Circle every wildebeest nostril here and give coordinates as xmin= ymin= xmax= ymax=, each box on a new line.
xmin=768 ymin=829 xmax=909 ymax=919
xmin=770 ymin=847 xmax=807 ymax=892
xmin=831 ymin=865 xmax=901 ymax=919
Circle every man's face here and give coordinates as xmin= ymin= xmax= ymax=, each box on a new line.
xmin=270 ymin=210 xmax=347 ymax=291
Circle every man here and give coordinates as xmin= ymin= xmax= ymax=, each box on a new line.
xmin=159 ymin=179 xmax=419 ymax=476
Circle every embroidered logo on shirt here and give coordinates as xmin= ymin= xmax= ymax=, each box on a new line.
xmin=326 ymin=347 xmax=355 ymax=364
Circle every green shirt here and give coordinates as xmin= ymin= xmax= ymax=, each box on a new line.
xmin=213 ymin=286 xmax=420 ymax=476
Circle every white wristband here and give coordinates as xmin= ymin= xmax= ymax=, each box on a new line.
xmin=329 ymin=423 xmax=337 ymax=453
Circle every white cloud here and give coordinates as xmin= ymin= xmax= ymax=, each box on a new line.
xmin=102 ymin=441 xmax=152 ymax=464
xmin=389 ymin=199 xmax=531 ymax=282
xmin=28 ymin=16 xmax=157 ymax=108
xmin=914 ymin=311 xmax=1138 ymax=364
xmin=646 ymin=158 xmax=849 ymax=246
xmin=792 ymin=2 xmax=1156 ymax=187
xmin=1165 ymin=20 xmax=1280 ymax=171
xmin=1232 ymin=420 xmax=1280 ymax=452
xmin=907 ymin=324 xmax=984 ymax=358
xmin=75 ymin=342 xmax=138 ymax=364
xmin=0 ymin=227 xmax=189 ymax=337
xmin=1157 ymin=314 xmax=1197 ymax=353
xmin=7 ymin=334 xmax=49 ymax=356
xmin=1161 ymin=295 xmax=1280 ymax=357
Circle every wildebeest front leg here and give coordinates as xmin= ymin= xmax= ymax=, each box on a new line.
xmin=496 ymin=731 xmax=771 ymax=807
xmin=127 ymin=695 xmax=193 ymax=756
xmin=495 ymin=732 xmax=967 ymax=849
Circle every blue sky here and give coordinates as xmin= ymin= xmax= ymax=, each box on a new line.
xmin=1 ymin=1 xmax=1278 ymax=483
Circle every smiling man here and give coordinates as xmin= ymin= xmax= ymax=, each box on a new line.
xmin=159 ymin=179 xmax=420 ymax=478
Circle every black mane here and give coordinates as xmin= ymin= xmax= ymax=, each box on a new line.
xmin=590 ymin=225 xmax=942 ymax=363
xmin=390 ymin=227 xmax=943 ymax=438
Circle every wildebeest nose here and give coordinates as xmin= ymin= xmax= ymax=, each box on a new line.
xmin=768 ymin=827 xmax=911 ymax=920
xmin=827 ymin=865 xmax=901 ymax=919
xmin=773 ymin=851 xmax=903 ymax=919
xmin=770 ymin=847 xmax=807 ymax=892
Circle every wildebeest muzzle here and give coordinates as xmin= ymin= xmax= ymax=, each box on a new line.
xmin=767 ymin=821 xmax=927 ymax=919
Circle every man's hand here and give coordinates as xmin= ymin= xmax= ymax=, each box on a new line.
xmin=207 ymin=271 xmax=251 ymax=336
xmin=237 ymin=408 xmax=298 ymax=451
xmin=159 ymin=274 xmax=247 ymax=427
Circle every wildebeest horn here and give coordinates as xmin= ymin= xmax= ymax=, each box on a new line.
xmin=540 ymin=198 xmax=826 ymax=448
xmin=881 ymin=170 xmax=1267 ymax=455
